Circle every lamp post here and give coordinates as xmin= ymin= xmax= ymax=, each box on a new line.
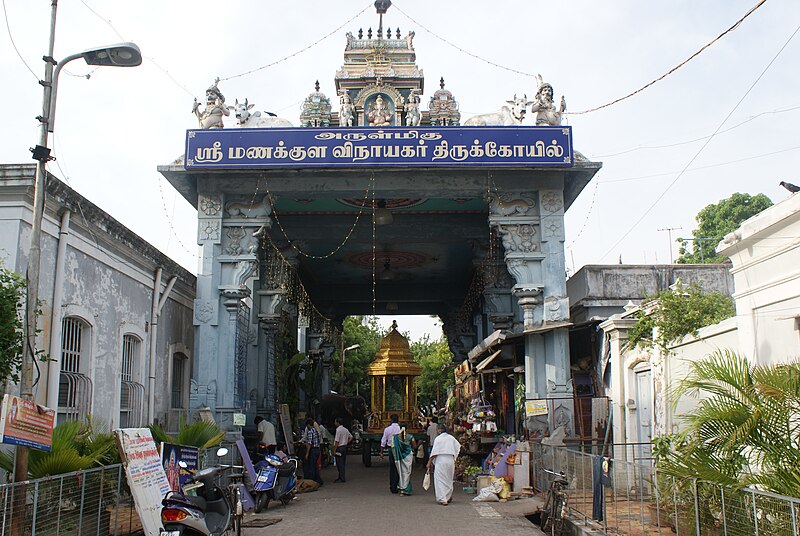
xmin=18 ymin=5 xmax=141 ymax=498
xmin=340 ymin=343 xmax=360 ymax=393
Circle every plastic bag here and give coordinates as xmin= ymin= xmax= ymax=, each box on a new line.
xmin=472 ymin=479 xmax=503 ymax=502
xmin=423 ymin=470 xmax=431 ymax=491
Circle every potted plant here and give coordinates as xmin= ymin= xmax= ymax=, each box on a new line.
xmin=463 ymin=465 xmax=481 ymax=493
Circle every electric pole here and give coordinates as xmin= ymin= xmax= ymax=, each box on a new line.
xmin=658 ymin=227 xmax=682 ymax=264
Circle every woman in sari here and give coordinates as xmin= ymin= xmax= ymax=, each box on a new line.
xmin=391 ymin=428 xmax=414 ymax=495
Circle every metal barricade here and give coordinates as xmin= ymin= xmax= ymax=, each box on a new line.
xmin=531 ymin=444 xmax=800 ymax=535
xmin=0 ymin=464 xmax=143 ymax=536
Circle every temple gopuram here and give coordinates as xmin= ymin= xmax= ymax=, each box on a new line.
xmin=159 ymin=0 xmax=601 ymax=440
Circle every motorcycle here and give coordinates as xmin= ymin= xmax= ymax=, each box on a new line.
xmin=252 ymin=451 xmax=298 ymax=513
xmin=160 ymin=447 xmax=243 ymax=536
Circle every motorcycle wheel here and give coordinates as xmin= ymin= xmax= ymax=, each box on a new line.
xmin=255 ymin=492 xmax=270 ymax=513
xmin=280 ymin=492 xmax=294 ymax=505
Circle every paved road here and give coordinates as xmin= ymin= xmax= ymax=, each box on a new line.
xmin=244 ymin=456 xmax=545 ymax=536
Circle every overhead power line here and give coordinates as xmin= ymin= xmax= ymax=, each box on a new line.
xmin=392 ymin=2 xmax=536 ymax=78
xmin=598 ymin=20 xmax=800 ymax=262
xmin=221 ymin=2 xmax=373 ymax=81
xmin=397 ymin=0 xmax=768 ymax=115
xmin=571 ymin=0 xmax=769 ymax=115
xmin=591 ymin=104 xmax=800 ymax=159
xmin=2 ymin=0 xmax=39 ymax=80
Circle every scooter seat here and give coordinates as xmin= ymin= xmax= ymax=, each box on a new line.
xmin=184 ymin=494 xmax=207 ymax=510
xmin=162 ymin=491 xmax=207 ymax=511
xmin=277 ymin=465 xmax=295 ymax=477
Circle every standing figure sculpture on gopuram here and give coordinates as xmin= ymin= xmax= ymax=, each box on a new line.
xmin=192 ymin=78 xmax=229 ymax=129
xmin=531 ymin=75 xmax=566 ymax=126
xmin=339 ymin=91 xmax=355 ymax=127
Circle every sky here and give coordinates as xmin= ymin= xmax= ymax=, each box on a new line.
xmin=2 ymin=1 xmax=798 ymax=341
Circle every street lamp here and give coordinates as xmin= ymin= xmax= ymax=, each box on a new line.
xmin=340 ymin=343 xmax=361 ymax=393
xmin=19 ymin=40 xmax=141 ymax=487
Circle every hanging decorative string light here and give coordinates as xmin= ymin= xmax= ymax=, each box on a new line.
xmin=263 ymin=173 xmax=374 ymax=259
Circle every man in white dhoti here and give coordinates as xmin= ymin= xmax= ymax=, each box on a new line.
xmin=426 ymin=423 xmax=461 ymax=505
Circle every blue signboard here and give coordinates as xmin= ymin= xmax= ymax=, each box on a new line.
xmin=185 ymin=126 xmax=573 ymax=169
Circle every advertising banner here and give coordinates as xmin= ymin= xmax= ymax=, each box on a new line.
xmin=160 ymin=442 xmax=199 ymax=491
xmin=185 ymin=126 xmax=573 ymax=169
xmin=0 ymin=394 xmax=55 ymax=451
xmin=116 ymin=428 xmax=171 ymax=536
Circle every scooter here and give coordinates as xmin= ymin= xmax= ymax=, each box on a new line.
xmin=252 ymin=451 xmax=298 ymax=513
xmin=160 ymin=448 xmax=243 ymax=536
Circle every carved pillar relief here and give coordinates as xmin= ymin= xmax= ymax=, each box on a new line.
xmin=258 ymin=317 xmax=279 ymax=414
xmin=477 ymin=255 xmax=514 ymax=331
xmin=538 ymin=190 xmax=565 ymax=242
xmin=198 ymin=194 xmax=223 ymax=246
xmin=488 ymin=191 xmax=546 ymax=331
xmin=441 ymin=310 xmax=467 ymax=358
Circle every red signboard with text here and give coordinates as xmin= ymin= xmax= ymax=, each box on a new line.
xmin=0 ymin=394 xmax=55 ymax=451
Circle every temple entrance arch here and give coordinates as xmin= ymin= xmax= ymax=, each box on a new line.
xmin=159 ymin=6 xmax=600 ymax=433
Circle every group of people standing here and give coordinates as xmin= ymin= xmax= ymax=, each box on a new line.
xmin=380 ymin=414 xmax=462 ymax=505
xmin=255 ymin=412 xmax=461 ymax=506
xmin=301 ymin=417 xmax=353 ymax=486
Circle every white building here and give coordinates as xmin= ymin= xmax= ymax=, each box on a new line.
xmin=0 ymin=164 xmax=195 ymax=431
xmin=599 ymin=192 xmax=800 ymax=460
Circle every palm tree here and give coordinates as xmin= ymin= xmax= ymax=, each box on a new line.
xmin=149 ymin=419 xmax=225 ymax=450
xmin=660 ymin=350 xmax=800 ymax=497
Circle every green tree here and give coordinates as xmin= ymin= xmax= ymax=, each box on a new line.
xmin=0 ymin=264 xmax=25 ymax=384
xmin=627 ymin=283 xmax=735 ymax=351
xmin=658 ymin=350 xmax=800 ymax=497
xmin=411 ymin=335 xmax=454 ymax=409
xmin=677 ymin=192 xmax=772 ymax=264
xmin=331 ymin=316 xmax=383 ymax=398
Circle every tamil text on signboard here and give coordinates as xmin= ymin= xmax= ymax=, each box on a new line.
xmin=116 ymin=428 xmax=171 ymax=536
xmin=186 ymin=126 xmax=573 ymax=169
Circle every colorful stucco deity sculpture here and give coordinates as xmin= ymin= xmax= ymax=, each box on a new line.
xmin=192 ymin=79 xmax=229 ymax=129
xmin=367 ymin=95 xmax=392 ymax=126
xmin=339 ymin=91 xmax=355 ymax=127
xmin=531 ymin=75 xmax=566 ymax=126
xmin=405 ymin=89 xmax=421 ymax=127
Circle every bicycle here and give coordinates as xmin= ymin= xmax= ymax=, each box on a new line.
xmin=539 ymin=469 xmax=570 ymax=536
xmin=224 ymin=466 xmax=244 ymax=536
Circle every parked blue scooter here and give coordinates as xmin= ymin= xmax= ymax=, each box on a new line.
xmin=252 ymin=451 xmax=298 ymax=513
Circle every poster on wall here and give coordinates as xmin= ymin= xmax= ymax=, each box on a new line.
xmin=0 ymin=394 xmax=55 ymax=451
xmin=160 ymin=442 xmax=199 ymax=491
xmin=525 ymin=399 xmax=549 ymax=417
xmin=116 ymin=428 xmax=171 ymax=536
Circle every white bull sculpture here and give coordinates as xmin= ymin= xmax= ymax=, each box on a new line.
xmin=229 ymin=99 xmax=293 ymax=128
xmin=463 ymin=94 xmax=530 ymax=126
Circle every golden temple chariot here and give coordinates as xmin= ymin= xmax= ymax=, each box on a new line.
xmin=366 ymin=320 xmax=422 ymax=433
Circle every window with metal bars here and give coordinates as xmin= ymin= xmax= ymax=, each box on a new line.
xmin=58 ymin=317 xmax=92 ymax=422
xmin=120 ymin=334 xmax=143 ymax=428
